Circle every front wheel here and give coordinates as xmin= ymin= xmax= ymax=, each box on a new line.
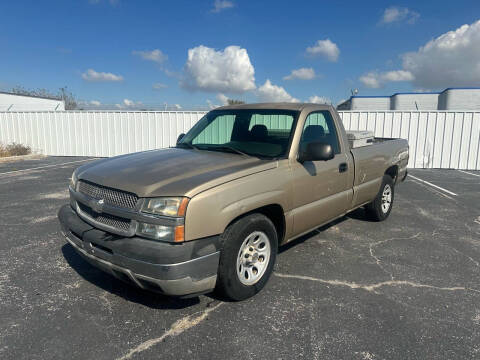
xmin=365 ymin=175 xmax=395 ymax=221
xmin=216 ymin=213 xmax=278 ymax=301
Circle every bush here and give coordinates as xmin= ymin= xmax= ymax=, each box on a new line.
xmin=0 ymin=142 xmax=32 ymax=157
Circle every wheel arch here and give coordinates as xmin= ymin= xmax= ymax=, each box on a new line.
xmin=385 ymin=165 xmax=399 ymax=182
xmin=224 ymin=204 xmax=286 ymax=246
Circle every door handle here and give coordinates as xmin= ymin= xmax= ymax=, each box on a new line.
xmin=339 ymin=162 xmax=348 ymax=173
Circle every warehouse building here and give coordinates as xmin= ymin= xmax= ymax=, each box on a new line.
xmin=390 ymin=92 xmax=439 ymax=110
xmin=337 ymin=88 xmax=480 ymax=111
xmin=438 ymin=88 xmax=480 ymax=111
xmin=337 ymin=96 xmax=390 ymax=111
xmin=0 ymin=91 xmax=65 ymax=111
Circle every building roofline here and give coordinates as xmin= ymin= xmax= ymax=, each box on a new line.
xmin=0 ymin=91 xmax=63 ymax=101
xmin=350 ymin=96 xmax=390 ymax=99
xmin=440 ymin=87 xmax=480 ymax=92
xmin=391 ymin=92 xmax=440 ymax=96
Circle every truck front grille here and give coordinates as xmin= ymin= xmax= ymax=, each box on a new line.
xmin=77 ymin=202 xmax=131 ymax=231
xmin=78 ymin=180 xmax=138 ymax=209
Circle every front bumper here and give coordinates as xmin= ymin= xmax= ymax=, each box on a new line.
xmin=58 ymin=204 xmax=221 ymax=297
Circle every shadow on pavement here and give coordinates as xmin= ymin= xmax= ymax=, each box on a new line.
xmin=61 ymin=243 xmax=200 ymax=309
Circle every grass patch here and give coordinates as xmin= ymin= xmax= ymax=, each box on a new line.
xmin=0 ymin=142 xmax=32 ymax=157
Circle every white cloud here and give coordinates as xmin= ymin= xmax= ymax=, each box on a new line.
xmin=216 ymin=93 xmax=229 ymax=105
xmin=181 ymin=45 xmax=256 ymax=93
xmin=382 ymin=70 xmax=415 ymax=82
xmin=402 ymin=20 xmax=480 ymax=88
xmin=90 ymin=100 xmax=101 ymax=106
xmin=306 ymin=39 xmax=340 ymax=62
xmin=123 ymin=99 xmax=134 ymax=106
xmin=132 ymin=49 xmax=167 ymax=64
xmin=359 ymin=72 xmax=382 ymax=88
xmin=257 ymin=80 xmax=299 ymax=103
xmin=359 ymin=70 xmax=414 ymax=88
xmin=283 ymin=67 xmax=316 ymax=81
xmin=82 ymin=69 xmax=123 ymax=82
xmin=380 ymin=6 xmax=419 ymax=25
xmin=308 ymin=95 xmax=331 ymax=105
xmin=152 ymin=82 xmax=167 ymax=90
xmin=206 ymin=99 xmax=219 ymax=109
xmin=211 ymin=0 xmax=234 ymax=13
xmin=115 ymin=99 xmax=142 ymax=109
xmin=363 ymin=20 xmax=480 ymax=89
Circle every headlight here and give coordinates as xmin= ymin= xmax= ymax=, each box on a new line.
xmin=70 ymin=171 xmax=78 ymax=190
xmin=137 ymin=197 xmax=189 ymax=242
xmin=141 ymin=197 xmax=189 ymax=217
xmin=136 ymin=223 xmax=184 ymax=242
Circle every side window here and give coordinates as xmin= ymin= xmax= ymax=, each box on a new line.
xmin=299 ymin=111 xmax=341 ymax=155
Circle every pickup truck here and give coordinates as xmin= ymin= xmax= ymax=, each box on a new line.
xmin=58 ymin=103 xmax=409 ymax=300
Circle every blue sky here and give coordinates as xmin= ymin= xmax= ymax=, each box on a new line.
xmin=1 ymin=0 xmax=480 ymax=109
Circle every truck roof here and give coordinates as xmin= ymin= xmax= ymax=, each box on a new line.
xmin=215 ymin=102 xmax=333 ymax=111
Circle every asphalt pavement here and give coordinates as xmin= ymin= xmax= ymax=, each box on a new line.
xmin=0 ymin=156 xmax=479 ymax=359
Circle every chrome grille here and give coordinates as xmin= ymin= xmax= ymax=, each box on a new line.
xmin=78 ymin=180 xmax=138 ymax=209
xmin=77 ymin=202 xmax=131 ymax=231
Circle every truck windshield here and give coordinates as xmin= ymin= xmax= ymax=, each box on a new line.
xmin=178 ymin=109 xmax=298 ymax=158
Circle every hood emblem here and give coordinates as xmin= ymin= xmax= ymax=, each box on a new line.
xmin=90 ymin=198 xmax=105 ymax=213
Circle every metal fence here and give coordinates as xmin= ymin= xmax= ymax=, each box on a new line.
xmin=340 ymin=111 xmax=480 ymax=170
xmin=1 ymin=110 xmax=479 ymax=170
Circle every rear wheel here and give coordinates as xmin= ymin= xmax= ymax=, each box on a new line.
xmin=365 ymin=175 xmax=394 ymax=221
xmin=216 ymin=213 xmax=277 ymax=301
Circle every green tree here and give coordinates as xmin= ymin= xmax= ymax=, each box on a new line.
xmin=227 ymin=99 xmax=245 ymax=105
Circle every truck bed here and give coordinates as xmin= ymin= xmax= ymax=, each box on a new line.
xmin=349 ymin=137 xmax=409 ymax=208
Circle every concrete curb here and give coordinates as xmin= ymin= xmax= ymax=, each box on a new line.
xmin=0 ymin=154 xmax=45 ymax=163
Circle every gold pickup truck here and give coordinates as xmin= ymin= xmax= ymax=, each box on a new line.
xmin=58 ymin=103 xmax=409 ymax=300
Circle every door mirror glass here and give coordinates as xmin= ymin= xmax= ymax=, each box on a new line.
xmin=298 ymin=142 xmax=334 ymax=163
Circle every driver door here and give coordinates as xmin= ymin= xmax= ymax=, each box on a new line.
xmin=291 ymin=111 xmax=349 ymax=235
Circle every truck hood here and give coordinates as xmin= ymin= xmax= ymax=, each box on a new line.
xmin=76 ymin=148 xmax=277 ymax=198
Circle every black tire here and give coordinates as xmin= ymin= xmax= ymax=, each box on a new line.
xmin=215 ymin=213 xmax=278 ymax=301
xmin=365 ymin=175 xmax=395 ymax=221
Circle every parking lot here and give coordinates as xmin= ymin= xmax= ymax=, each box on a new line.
xmin=0 ymin=156 xmax=479 ymax=359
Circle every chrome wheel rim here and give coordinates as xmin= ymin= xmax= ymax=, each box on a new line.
xmin=236 ymin=231 xmax=271 ymax=286
xmin=381 ymin=184 xmax=392 ymax=213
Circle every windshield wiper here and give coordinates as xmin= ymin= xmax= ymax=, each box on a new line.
xmin=202 ymin=145 xmax=251 ymax=157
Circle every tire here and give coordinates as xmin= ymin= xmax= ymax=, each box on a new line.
xmin=365 ymin=175 xmax=394 ymax=221
xmin=215 ymin=213 xmax=278 ymax=301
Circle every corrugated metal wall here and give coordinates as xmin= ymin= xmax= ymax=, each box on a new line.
xmin=0 ymin=111 xmax=204 ymax=157
xmin=340 ymin=111 xmax=480 ymax=170
xmin=1 ymin=110 xmax=479 ymax=170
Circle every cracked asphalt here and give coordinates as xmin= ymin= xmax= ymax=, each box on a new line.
xmin=1 ymin=156 xmax=479 ymax=360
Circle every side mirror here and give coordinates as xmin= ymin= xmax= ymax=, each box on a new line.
xmin=298 ymin=142 xmax=334 ymax=163
xmin=176 ymin=133 xmax=185 ymax=144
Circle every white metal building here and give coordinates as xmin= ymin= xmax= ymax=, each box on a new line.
xmin=337 ymin=96 xmax=391 ymax=111
xmin=390 ymin=92 xmax=439 ymax=110
xmin=438 ymin=88 xmax=480 ymax=110
xmin=338 ymin=88 xmax=480 ymax=111
xmin=0 ymin=92 xmax=65 ymax=111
